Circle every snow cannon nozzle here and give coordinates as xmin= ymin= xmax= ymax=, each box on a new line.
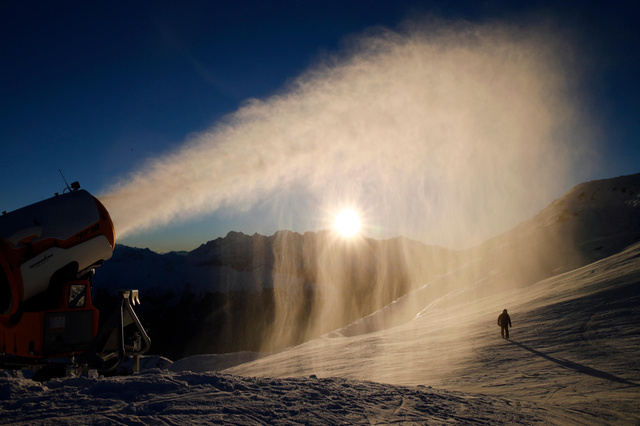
xmin=0 ymin=190 xmax=115 ymax=315
xmin=0 ymin=190 xmax=148 ymax=378
xmin=119 ymin=289 xmax=141 ymax=305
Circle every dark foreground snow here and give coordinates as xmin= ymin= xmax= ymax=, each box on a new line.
xmin=2 ymin=243 xmax=638 ymax=424
xmin=0 ymin=370 xmax=545 ymax=425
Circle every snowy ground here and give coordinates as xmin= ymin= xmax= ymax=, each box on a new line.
xmin=1 ymin=242 xmax=639 ymax=424
xmin=0 ymin=370 xmax=549 ymax=425
xmin=225 ymin=241 xmax=640 ymax=424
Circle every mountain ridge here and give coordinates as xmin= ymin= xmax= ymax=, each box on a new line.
xmin=94 ymin=172 xmax=640 ymax=359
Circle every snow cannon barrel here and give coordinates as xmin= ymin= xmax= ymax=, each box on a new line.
xmin=0 ymin=190 xmax=115 ymax=316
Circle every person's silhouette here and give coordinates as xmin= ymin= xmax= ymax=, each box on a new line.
xmin=497 ymin=309 xmax=512 ymax=339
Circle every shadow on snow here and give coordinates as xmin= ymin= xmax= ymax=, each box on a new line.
xmin=508 ymin=340 xmax=639 ymax=387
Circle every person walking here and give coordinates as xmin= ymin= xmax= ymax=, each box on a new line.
xmin=497 ymin=309 xmax=512 ymax=339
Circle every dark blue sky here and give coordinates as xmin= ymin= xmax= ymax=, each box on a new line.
xmin=1 ymin=0 xmax=639 ymax=251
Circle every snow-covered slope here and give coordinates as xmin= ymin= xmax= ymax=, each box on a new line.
xmin=1 ymin=174 xmax=638 ymax=424
xmin=221 ymin=241 xmax=640 ymax=423
xmin=1 ymin=237 xmax=638 ymax=424
xmin=94 ymin=173 xmax=640 ymax=360
xmin=0 ymin=369 xmax=549 ymax=424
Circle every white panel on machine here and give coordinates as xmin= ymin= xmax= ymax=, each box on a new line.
xmin=20 ymin=235 xmax=113 ymax=301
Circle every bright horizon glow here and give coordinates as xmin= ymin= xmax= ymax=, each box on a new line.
xmin=334 ymin=209 xmax=361 ymax=237
xmin=101 ymin=20 xmax=592 ymax=250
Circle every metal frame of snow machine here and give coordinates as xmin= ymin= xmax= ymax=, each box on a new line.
xmin=0 ymin=185 xmax=150 ymax=380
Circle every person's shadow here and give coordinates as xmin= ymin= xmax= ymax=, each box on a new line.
xmin=508 ymin=340 xmax=639 ymax=387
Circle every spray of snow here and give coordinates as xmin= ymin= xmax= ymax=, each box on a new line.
xmin=100 ymin=20 xmax=593 ymax=245
xmin=99 ymin=19 xmax=597 ymax=351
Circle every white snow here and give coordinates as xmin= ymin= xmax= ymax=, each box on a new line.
xmin=225 ymin=241 xmax=640 ymax=422
xmin=2 ymin=241 xmax=639 ymax=424
xmin=0 ymin=369 xmax=547 ymax=424
xmin=2 ymin=175 xmax=640 ymax=424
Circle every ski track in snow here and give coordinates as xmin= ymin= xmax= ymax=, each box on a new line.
xmin=0 ymin=370 xmax=546 ymax=425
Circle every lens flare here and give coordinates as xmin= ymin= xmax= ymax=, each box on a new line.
xmin=335 ymin=209 xmax=361 ymax=237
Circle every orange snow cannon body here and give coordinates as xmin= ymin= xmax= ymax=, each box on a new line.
xmin=0 ymin=187 xmax=149 ymax=377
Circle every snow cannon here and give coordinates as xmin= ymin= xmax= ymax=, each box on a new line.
xmin=0 ymin=188 xmax=115 ymax=316
xmin=0 ymin=185 xmax=150 ymax=379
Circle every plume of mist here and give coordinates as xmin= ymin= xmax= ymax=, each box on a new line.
xmin=100 ymin=19 xmax=597 ymax=351
xmin=100 ymin=20 xmax=591 ymax=248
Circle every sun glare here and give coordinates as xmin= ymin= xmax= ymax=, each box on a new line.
xmin=334 ymin=209 xmax=361 ymax=237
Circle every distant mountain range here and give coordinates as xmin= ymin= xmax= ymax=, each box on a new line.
xmin=94 ymin=230 xmax=454 ymax=359
xmin=93 ymin=173 xmax=640 ymax=360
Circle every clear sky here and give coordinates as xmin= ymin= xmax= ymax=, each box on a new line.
xmin=1 ymin=0 xmax=639 ymax=252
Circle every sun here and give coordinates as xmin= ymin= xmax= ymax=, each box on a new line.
xmin=334 ymin=209 xmax=361 ymax=237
